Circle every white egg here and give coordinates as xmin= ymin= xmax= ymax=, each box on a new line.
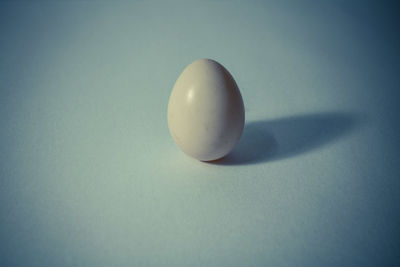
xmin=167 ymin=59 xmax=245 ymax=161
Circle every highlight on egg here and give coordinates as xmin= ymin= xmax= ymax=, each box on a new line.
xmin=167 ymin=58 xmax=245 ymax=161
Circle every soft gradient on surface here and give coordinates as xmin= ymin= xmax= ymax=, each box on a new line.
xmin=1 ymin=1 xmax=399 ymax=266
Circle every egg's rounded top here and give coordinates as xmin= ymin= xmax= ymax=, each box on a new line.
xmin=168 ymin=58 xmax=245 ymax=161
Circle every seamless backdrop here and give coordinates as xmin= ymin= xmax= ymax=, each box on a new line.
xmin=0 ymin=1 xmax=399 ymax=266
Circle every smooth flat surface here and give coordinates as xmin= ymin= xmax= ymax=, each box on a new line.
xmin=1 ymin=1 xmax=399 ymax=266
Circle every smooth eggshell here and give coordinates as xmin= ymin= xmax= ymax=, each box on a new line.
xmin=167 ymin=59 xmax=245 ymax=161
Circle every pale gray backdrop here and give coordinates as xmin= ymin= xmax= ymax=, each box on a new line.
xmin=1 ymin=1 xmax=399 ymax=266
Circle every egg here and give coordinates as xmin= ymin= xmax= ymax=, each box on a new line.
xmin=167 ymin=59 xmax=245 ymax=161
